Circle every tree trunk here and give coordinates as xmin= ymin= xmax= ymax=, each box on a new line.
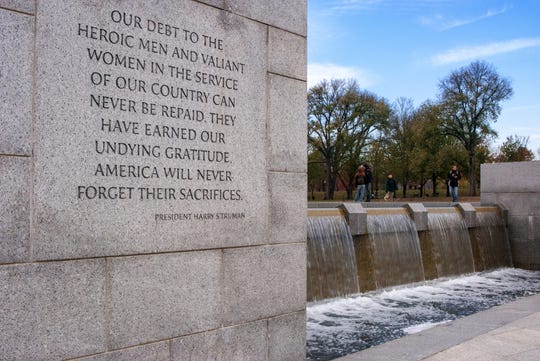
xmin=339 ymin=172 xmax=354 ymax=200
xmin=325 ymin=162 xmax=336 ymax=200
xmin=431 ymin=173 xmax=438 ymax=196
xmin=468 ymin=152 xmax=476 ymax=196
xmin=346 ymin=182 xmax=354 ymax=200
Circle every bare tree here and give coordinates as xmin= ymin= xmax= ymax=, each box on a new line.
xmin=438 ymin=61 xmax=513 ymax=196
xmin=307 ymin=79 xmax=389 ymax=200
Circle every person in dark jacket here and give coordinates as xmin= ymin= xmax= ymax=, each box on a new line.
xmin=384 ymin=173 xmax=397 ymax=201
xmin=353 ymin=165 xmax=366 ymax=202
xmin=363 ymin=163 xmax=374 ymax=202
xmin=447 ymin=164 xmax=462 ymax=202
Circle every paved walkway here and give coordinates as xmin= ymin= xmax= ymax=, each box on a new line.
xmin=335 ymin=293 xmax=540 ymax=361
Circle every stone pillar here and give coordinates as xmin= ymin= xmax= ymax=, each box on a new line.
xmin=456 ymin=203 xmax=484 ymax=271
xmin=405 ymin=203 xmax=428 ymax=231
xmin=0 ymin=1 xmax=307 ymax=359
xmin=481 ymin=161 xmax=540 ymax=270
xmin=405 ymin=203 xmax=438 ymax=279
xmin=340 ymin=202 xmax=368 ymax=236
xmin=339 ymin=203 xmax=376 ymax=291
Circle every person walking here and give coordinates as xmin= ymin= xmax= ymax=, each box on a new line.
xmin=363 ymin=163 xmax=374 ymax=202
xmin=353 ymin=165 xmax=366 ymax=202
xmin=447 ymin=164 xmax=462 ymax=202
xmin=384 ymin=173 xmax=397 ymax=201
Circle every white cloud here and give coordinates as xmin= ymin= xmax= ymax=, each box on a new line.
xmin=308 ymin=63 xmax=376 ymax=88
xmin=420 ymin=6 xmax=509 ymax=31
xmin=325 ymin=0 xmax=383 ymax=13
xmin=431 ymin=38 xmax=540 ymax=66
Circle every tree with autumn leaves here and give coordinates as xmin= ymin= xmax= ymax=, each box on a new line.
xmin=308 ymin=61 xmax=531 ymax=200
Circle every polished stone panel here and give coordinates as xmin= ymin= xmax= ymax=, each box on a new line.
xmin=107 ymin=251 xmax=221 ymax=349
xmin=268 ymin=74 xmax=307 ymax=173
xmin=0 ymin=260 xmax=106 ymax=360
xmin=171 ymin=321 xmax=267 ymax=361
xmin=481 ymin=162 xmax=540 ymax=270
xmin=0 ymin=0 xmax=34 ymax=14
xmin=222 ymin=244 xmax=306 ymax=325
xmin=0 ymin=156 xmax=30 ymax=264
xmin=225 ymin=0 xmax=307 ymax=36
xmin=0 ymin=9 xmax=33 ymax=155
xmin=268 ymin=311 xmax=307 ymax=361
xmin=33 ymin=0 xmax=268 ymax=260
xmin=268 ymin=27 xmax=307 ymax=80
xmin=269 ymin=171 xmax=306 ymax=244
xmin=74 ymin=342 xmax=169 ymax=361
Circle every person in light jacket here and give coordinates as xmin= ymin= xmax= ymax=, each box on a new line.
xmin=353 ymin=165 xmax=366 ymax=202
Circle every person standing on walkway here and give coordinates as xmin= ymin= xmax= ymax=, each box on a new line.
xmin=363 ymin=163 xmax=374 ymax=202
xmin=384 ymin=173 xmax=397 ymax=201
xmin=447 ymin=164 xmax=462 ymax=202
xmin=353 ymin=165 xmax=366 ymax=202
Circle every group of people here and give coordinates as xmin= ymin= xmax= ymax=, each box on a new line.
xmin=353 ymin=164 xmax=462 ymax=203
xmin=353 ymin=164 xmax=398 ymax=202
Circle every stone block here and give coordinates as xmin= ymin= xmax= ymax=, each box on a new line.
xmin=481 ymin=162 xmax=540 ymax=193
xmin=481 ymin=193 xmax=540 ymax=216
xmin=0 ymin=156 xmax=30 ymax=264
xmin=507 ymin=236 xmax=537 ymax=269
xmin=75 ymin=342 xmax=169 ymax=361
xmin=171 ymin=320 xmax=267 ymax=361
xmin=107 ymin=251 xmax=221 ymax=349
xmin=269 ymin=172 xmax=306 ymax=244
xmin=33 ymin=0 xmax=270 ymax=260
xmin=222 ymin=244 xmax=306 ymax=325
xmin=0 ymin=260 xmax=106 ymax=360
xmin=0 ymin=9 xmax=33 ymax=155
xmin=406 ymin=203 xmax=428 ymax=231
xmin=457 ymin=202 xmax=477 ymax=228
xmin=480 ymin=192 xmax=497 ymax=205
xmin=507 ymin=215 xmax=533 ymax=242
xmin=0 ymin=0 xmax=34 ymax=13
xmin=268 ymin=74 xmax=307 ymax=172
xmin=269 ymin=27 xmax=307 ymax=80
xmin=340 ymin=202 xmax=367 ymax=235
xmin=225 ymin=0 xmax=307 ymax=36
xmin=268 ymin=311 xmax=306 ymax=361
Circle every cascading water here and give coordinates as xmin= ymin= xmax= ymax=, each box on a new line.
xmin=427 ymin=211 xmax=475 ymax=277
xmin=475 ymin=210 xmax=513 ymax=269
xmin=307 ymin=216 xmax=360 ymax=302
xmin=367 ymin=213 xmax=425 ymax=288
xmin=306 ymin=204 xmax=531 ymax=361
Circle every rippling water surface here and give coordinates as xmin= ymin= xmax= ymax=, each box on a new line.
xmin=306 ymin=268 xmax=540 ymax=361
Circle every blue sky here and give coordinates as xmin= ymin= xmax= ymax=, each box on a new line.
xmin=308 ymin=0 xmax=540 ymax=158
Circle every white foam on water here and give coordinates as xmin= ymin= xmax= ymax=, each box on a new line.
xmin=403 ymin=320 xmax=451 ymax=334
xmin=307 ymin=268 xmax=540 ymax=361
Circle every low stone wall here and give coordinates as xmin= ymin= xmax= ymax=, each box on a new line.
xmin=481 ymin=161 xmax=540 ymax=270
xmin=0 ymin=1 xmax=307 ymax=359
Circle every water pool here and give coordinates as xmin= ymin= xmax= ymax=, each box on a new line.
xmin=307 ymin=268 xmax=540 ymax=361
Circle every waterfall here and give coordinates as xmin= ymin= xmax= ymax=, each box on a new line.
xmin=307 ymin=205 xmax=514 ymax=302
xmin=427 ymin=211 xmax=475 ymax=277
xmin=367 ymin=214 xmax=425 ymax=289
xmin=307 ymin=216 xmax=360 ymax=302
xmin=475 ymin=211 xmax=513 ymax=269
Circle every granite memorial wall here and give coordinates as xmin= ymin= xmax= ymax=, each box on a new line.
xmin=481 ymin=161 xmax=540 ymax=271
xmin=0 ymin=0 xmax=307 ymax=359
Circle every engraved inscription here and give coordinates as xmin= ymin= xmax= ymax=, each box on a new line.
xmin=74 ymin=9 xmax=248 ymax=221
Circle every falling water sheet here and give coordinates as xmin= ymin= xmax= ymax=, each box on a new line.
xmin=306 ymin=268 xmax=540 ymax=361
